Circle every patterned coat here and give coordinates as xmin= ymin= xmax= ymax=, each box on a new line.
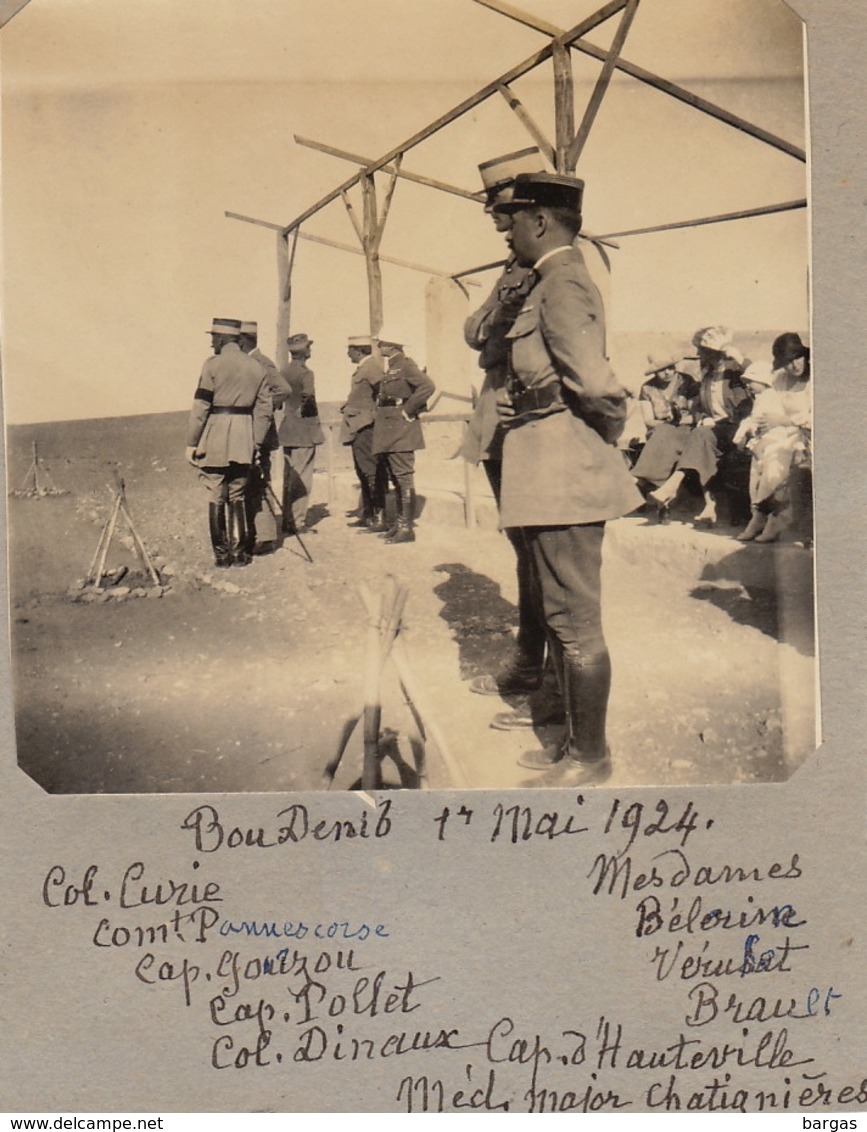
xmin=499 ymin=246 xmax=642 ymax=528
xmin=187 ymin=342 xmax=273 ymax=467
xmin=340 ymin=354 xmax=382 ymax=444
xmin=275 ymin=359 xmax=325 ymax=447
xmin=371 ymin=352 xmax=435 ymax=455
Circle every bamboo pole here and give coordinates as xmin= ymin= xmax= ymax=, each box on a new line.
xmin=294 ymin=136 xmax=481 ymax=202
xmin=596 ymin=197 xmax=808 ymax=239
xmin=279 ymin=2 xmax=630 ymax=235
xmin=567 ymin=0 xmax=641 ymax=168
xmin=496 ymin=83 xmax=556 ymax=167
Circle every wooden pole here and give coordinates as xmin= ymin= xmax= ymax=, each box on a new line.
xmin=275 ymin=229 xmax=298 ymax=370
xmin=567 ymin=0 xmax=641 ymax=168
xmin=361 ymin=587 xmax=385 ymax=790
xmin=495 ymin=83 xmax=556 ymax=167
xmin=597 ymin=197 xmax=808 ymax=239
xmin=552 ymin=41 xmax=576 ymax=173
xmin=93 ymin=490 xmax=123 ymax=588
xmin=294 ymin=136 xmax=481 ymax=202
xmin=361 ymin=174 xmax=384 ymax=338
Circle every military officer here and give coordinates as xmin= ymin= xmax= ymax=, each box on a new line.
xmin=371 ymin=339 xmax=435 ymax=544
xmin=340 ymin=334 xmax=388 ymax=530
xmin=186 ymin=317 xmax=273 ymax=567
xmin=462 ymin=147 xmax=563 ymax=732
xmin=276 ymin=332 xmax=325 ymax=536
xmin=239 ymin=320 xmax=288 ymax=554
xmin=492 ymin=173 xmax=642 ymax=787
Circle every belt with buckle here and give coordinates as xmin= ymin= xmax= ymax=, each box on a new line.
xmin=210 ymin=405 xmax=254 ymax=415
xmin=378 ymin=397 xmax=407 ymax=408
xmin=511 ymin=384 xmax=563 ymax=417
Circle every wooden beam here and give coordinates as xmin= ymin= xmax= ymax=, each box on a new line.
xmin=362 ymin=174 xmax=384 ymax=338
xmin=470 ymin=0 xmax=565 ymax=37
xmin=597 ymin=197 xmax=808 ymax=239
xmin=374 ymin=155 xmax=402 ymax=251
xmin=496 ymin=83 xmax=556 ymax=166
xmin=552 ymin=41 xmax=576 ymax=173
xmin=572 ymin=38 xmax=806 ymax=163
xmin=280 ymin=1 xmax=629 ymax=234
xmin=340 ymin=189 xmax=365 ymax=246
xmin=568 ymin=0 xmax=641 ymax=168
xmin=294 ymin=136 xmax=481 ymax=202
xmin=471 ymin=1 xmax=805 ymax=163
xmin=225 ymin=211 xmax=469 ymax=277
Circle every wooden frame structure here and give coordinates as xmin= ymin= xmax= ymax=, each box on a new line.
xmin=227 ymin=0 xmax=807 ymax=359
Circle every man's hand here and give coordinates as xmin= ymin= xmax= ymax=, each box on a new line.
xmin=698 ymin=417 xmax=716 ymax=428
xmin=495 ymin=389 xmax=516 ymax=421
xmin=185 ymin=446 xmax=201 ymax=467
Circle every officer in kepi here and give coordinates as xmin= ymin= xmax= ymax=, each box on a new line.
xmin=492 ymin=173 xmax=643 ymax=788
xmin=371 ymin=338 xmax=435 ymax=544
xmin=276 ymin=332 xmax=325 ymax=536
xmin=462 ymin=146 xmax=564 ymax=735
xmin=238 ymin=319 xmax=287 ymax=554
xmin=340 ymin=334 xmax=389 ymax=531
xmin=186 ymin=317 xmax=273 ymax=568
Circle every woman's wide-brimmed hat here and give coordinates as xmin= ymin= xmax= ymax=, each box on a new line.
xmin=772 ymin=331 xmax=810 ymax=367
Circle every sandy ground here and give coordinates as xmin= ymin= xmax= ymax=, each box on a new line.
xmin=6 ymin=414 xmax=816 ymax=795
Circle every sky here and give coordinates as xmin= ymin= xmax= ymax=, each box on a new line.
xmin=0 ymin=0 xmax=809 ymax=423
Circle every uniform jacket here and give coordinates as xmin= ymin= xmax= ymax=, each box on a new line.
xmin=372 ymin=351 xmax=435 ymax=455
xmin=187 ymin=342 xmax=273 ymax=467
xmin=249 ymin=346 xmax=288 ymax=451
xmin=340 ymin=354 xmax=382 ymax=444
xmin=275 ymin=359 xmax=325 ymax=447
xmin=462 ymin=256 xmax=536 ymax=465
xmin=499 ymin=245 xmax=642 ymax=528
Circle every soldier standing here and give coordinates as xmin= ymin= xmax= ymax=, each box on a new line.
xmin=239 ymin=320 xmax=287 ymax=554
xmin=276 ymin=332 xmax=324 ymax=536
xmin=492 ymin=173 xmax=642 ymax=787
xmin=186 ymin=317 xmax=273 ymax=567
xmin=340 ymin=335 xmax=388 ymax=531
xmin=371 ymin=340 xmax=435 ymax=544
xmin=462 ymin=147 xmax=563 ymax=733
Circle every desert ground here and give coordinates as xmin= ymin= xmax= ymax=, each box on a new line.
xmin=5 ymin=410 xmax=816 ymax=795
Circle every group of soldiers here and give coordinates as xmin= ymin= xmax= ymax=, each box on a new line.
xmin=187 ymin=143 xmax=642 ymax=790
xmin=186 ymin=321 xmax=437 ymax=563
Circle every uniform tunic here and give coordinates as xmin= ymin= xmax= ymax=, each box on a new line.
xmin=371 ymin=352 xmax=435 ymax=455
xmin=340 ymin=354 xmax=381 ymax=444
xmin=461 ymin=256 xmax=536 ymax=465
xmin=187 ymin=342 xmax=273 ymax=467
xmin=499 ymin=247 xmax=642 ymax=528
xmin=275 ymin=358 xmax=324 ymax=530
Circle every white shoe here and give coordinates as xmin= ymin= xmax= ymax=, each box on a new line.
xmin=736 ymin=511 xmax=768 ymax=541
xmin=754 ymin=513 xmax=788 ymax=543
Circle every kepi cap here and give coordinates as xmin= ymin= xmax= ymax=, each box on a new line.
xmin=208 ymin=317 xmax=242 ymax=337
xmin=287 ymin=332 xmax=313 ymax=351
xmin=478 ymin=146 xmax=545 ymax=193
xmin=492 ymin=172 xmax=584 ymax=215
xmin=348 ymin=335 xmax=372 ymax=347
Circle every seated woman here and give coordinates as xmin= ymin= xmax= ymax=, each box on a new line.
xmin=732 ymin=335 xmax=812 ymax=543
xmin=646 ymin=325 xmax=751 ymax=526
xmin=630 ymin=353 xmax=700 ymax=514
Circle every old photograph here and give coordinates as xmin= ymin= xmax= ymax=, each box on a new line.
xmin=2 ymin=0 xmax=813 ymax=794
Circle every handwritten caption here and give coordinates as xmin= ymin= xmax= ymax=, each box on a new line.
xmin=39 ymin=793 xmax=862 ymax=1113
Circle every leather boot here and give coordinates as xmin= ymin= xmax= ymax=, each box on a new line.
xmin=230 ymin=500 xmax=252 ymax=566
xmin=379 ymin=483 xmax=402 ymax=538
xmin=518 ymin=655 xmax=611 ymax=777
xmin=365 ymin=507 xmax=388 ymax=534
xmin=209 ymin=503 xmax=231 ymax=568
xmin=347 ymin=478 xmax=373 ymax=527
xmin=385 ymin=488 xmax=416 ymax=544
